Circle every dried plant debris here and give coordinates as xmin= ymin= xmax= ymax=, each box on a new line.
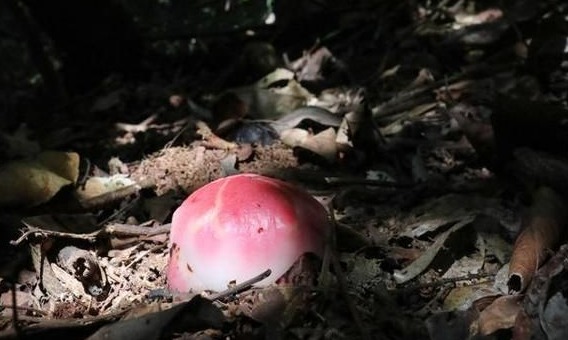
xmin=508 ymin=186 xmax=568 ymax=294
xmin=131 ymin=142 xmax=297 ymax=195
xmin=4 ymin=0 xmax=568 ymax=339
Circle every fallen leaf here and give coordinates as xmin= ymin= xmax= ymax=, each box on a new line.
xmin=87 ymin=296 xmax=225 ymax=340
xmin=393 ymin=216 xmax=474 ymax=284
xmin=508 ymin=186 xmax=567 ymax=293
xmin=0 ymin=151 xmax=80 ymax=207
xmin=478 ymin=295 xmax=523 ymax=335
xmin=256 ymin=68 xmax=295 ymax=88
xmin=281 ymin=127 xmax=338 ymax=162
xmin=443 ymin=283 xmax=499 ymax=311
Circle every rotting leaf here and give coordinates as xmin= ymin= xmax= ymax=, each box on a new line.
xmin=507 ymin=186 xmax=567 ymax=294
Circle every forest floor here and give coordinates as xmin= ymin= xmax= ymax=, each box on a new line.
xmin=1 ymin=1 xmax=568 ymax=339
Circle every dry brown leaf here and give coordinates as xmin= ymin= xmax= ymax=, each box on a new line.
xmin=299 ymin=127 xmax=337 ymax=162
xmin=508 ymin=186 xmax=568 ymax=293
xmin=512 ymin=309 xmax=532 ymax=340
xmin=477 ymin=295 xmax=523 ymax=335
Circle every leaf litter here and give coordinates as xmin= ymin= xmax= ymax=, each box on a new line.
xmin=1 ymin=1 xmax=568 ymax=339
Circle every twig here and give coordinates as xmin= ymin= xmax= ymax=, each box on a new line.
xmin=397 ymin=272 xmax=495 ymax=293
xmin=152 ymin=269 xmax=273 ymax=303
xmin=124 ymin=243 xmax=167 ymax=270
xmin=208 ymin=269 xmax=272 ymax=301
xmin=103 ymin=223 xmax=172 ymax=237
xmin=11 ymin=222 xmax=172 ymax=246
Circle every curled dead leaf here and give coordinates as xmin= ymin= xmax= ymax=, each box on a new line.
xmin=477 ymin=294 xmax=523 ymax=335
xmin=508 ymin=186 xmax=568 ymax=293
xmin=281 ymin=127 xmax=337 ymax=162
